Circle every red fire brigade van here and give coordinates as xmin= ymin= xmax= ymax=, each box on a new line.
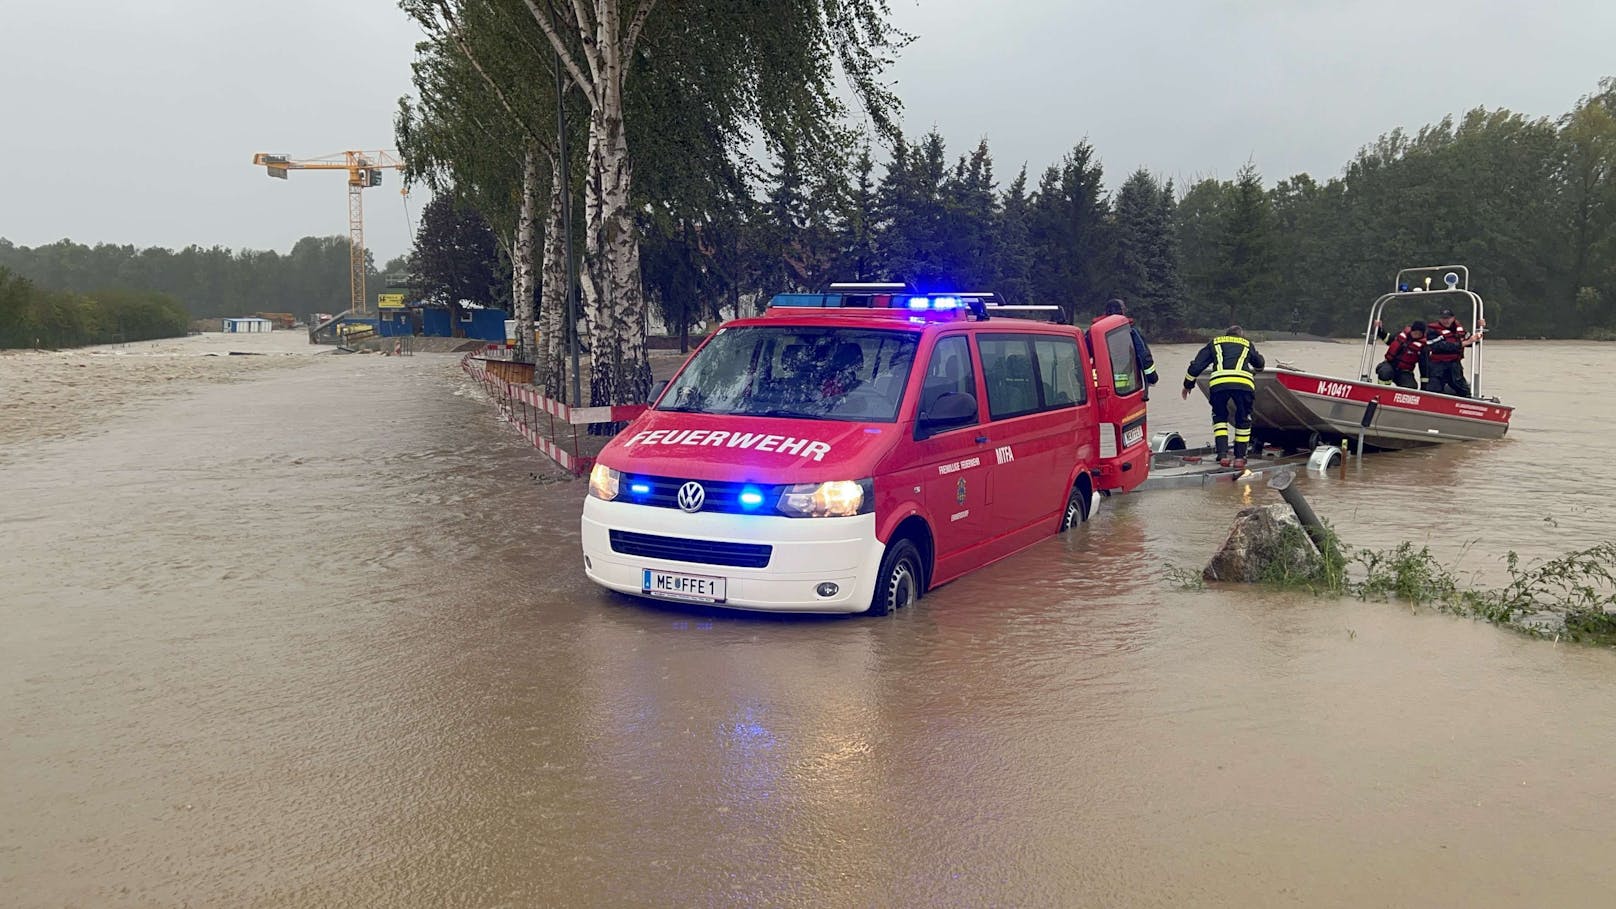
xmin=581 ymin=285 xmax=1151 ymax=614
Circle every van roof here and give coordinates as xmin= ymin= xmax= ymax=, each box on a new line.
xmin=725 ymin=307 xmax=1081 ymax=335
xmin=767 ymin=288 xmax=1065 ymax=324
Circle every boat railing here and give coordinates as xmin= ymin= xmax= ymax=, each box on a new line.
xmin=1394 ymin=265 xmax=1469 ymax=293
xmin=1360 ymin=280 xmax=1488 ymax=398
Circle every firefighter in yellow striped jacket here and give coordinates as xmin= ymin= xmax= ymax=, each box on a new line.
xmin=1181 ymin=325 xmax=1266 ymax=468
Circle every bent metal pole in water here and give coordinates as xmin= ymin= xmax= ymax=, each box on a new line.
xmin=1267 ymin=469 xmax=1337 ymax=559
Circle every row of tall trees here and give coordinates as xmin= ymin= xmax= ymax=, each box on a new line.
xmin=687 ymin=131 xmax=1186 ymax=334
xmin=0 ymin=236 xmax=405 ymax=323
xmin=678 ymin=78 xmax=1616 ymax=341
xmin=0 ymin=267 xmax=189 ymax=349
xmin=8 ymin=68 xmax=1609 ymax=359
xmin=1182 ymin=79 xmax=1616 ymax=338
xmin=402 ymin=2 xmax=1613 ymax=400
xmin=396 ymin=0 xmax=909 ymax=404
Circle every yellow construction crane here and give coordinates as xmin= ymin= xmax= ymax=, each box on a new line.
xmin=250 ymin=150 xmax=406 ymax=315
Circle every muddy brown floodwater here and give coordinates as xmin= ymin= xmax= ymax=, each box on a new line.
xmin=3 ymin=334 xmax=1614 ymax=907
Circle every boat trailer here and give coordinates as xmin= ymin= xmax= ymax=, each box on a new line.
xmin=1137 ymin=431 xmax=1350 ymax=492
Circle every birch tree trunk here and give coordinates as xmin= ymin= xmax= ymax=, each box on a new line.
xmin=528 ymin=0 xmax=656 ymax=407
xmin=583 ymin=2 xmax=652 ymax=405
xmin=598 ymin=59 xmax=652 ymax=404
xmin=512 ymin=142 xmax=540 ymax=365
xmin=579 ymin=100 xmax=611 ymax=405
xmin=539 ymin=154 xmax=569 ymax=399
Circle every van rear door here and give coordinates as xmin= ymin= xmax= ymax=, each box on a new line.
xmin=1087 ymin=315 xmax=1150 ymax=493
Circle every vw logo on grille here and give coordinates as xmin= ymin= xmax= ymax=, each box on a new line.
xmin=676 ymin=481 xmax=706 ymax=513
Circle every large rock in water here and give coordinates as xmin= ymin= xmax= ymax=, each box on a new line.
xmin=1204 ymin=504 xmax=1323 ymax=583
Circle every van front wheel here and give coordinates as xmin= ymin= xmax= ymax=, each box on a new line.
xmin=869 ymin=538 xmax=923 ymax=616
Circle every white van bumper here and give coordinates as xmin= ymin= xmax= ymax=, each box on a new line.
xmin=580 ymin=498 xmax=886 ymax=613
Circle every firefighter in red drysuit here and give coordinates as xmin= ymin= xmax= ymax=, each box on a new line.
xmin=1376 ymin=320 xmax=1429 ymax=389
xmin=1426 ymin=307 xmax=1484 ymax=397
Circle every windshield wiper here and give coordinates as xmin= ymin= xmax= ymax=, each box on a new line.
xmin=748 ymin=407 xmax=831 ymax=420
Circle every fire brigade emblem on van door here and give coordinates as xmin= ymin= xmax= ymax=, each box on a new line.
xmin=956 ymin=477 xmax=968 ymax=505
xmin=677 ymin=481 xmax=706 ymax=513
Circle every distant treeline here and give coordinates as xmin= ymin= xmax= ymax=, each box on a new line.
xmin=0 ymin=268 xmax=189 ymax=349
xmin=0 ymin=236 xmax=409 ymax=323
xmin=624 ymin=78 xmax=1616 ymax=340
xmin=5 ymin=81 xmax=1612 ymax=343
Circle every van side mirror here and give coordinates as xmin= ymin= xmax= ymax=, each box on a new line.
xmin=917 ymin=392 xmax=977 ymax=437
xmin=649 ymin=379 xmax=669 ymax=403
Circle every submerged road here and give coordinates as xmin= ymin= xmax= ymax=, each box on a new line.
xmin=3 ymin=335 xmax=1614 ymax=906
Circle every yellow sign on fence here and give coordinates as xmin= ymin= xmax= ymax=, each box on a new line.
xmin=377 ymin=293 xmax=405 ymax=309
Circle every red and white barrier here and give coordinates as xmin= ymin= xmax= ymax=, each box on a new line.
xmin=460 ymin=352 xmax=648 ymax=475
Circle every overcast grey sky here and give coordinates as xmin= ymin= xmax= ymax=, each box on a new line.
xmin=3 ymin=0 xmax=1612 ymax=265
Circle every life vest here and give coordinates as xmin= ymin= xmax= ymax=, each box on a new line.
xmin=1428 ymin=321 xmax=1467 ymax=363
xmin=1385 ymin=332 xmax=1426 ymax=371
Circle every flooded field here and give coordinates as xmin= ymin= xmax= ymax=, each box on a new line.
xmin=2 ymin=336 xmax=1613 ymax=906
xmin=0 ymin=331 xmax=325 ymax=454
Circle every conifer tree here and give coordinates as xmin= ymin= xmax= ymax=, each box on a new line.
xmin=878 ymin=131 xmax=951 ymax=289
xmin=838 ymin=147 xmax=883 ymax=282
xmin=1028 ymin=141 xmax=1112 ymax=321
xmin=1212 ymin=161 xmax=1277 ymax=326
xmin=939 ymin=139 xmax=999 ymax=290
xmin=994 ymin=166 xmax=1034 ymax=305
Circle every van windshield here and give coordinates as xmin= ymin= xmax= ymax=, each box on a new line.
xmin=658 ymin=326 xmax=919 ymax=422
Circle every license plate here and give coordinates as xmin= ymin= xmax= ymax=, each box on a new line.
xmin=642 ymin=569 xmax=727 ymax=603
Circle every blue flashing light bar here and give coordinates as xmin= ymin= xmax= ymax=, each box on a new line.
xmin=770 ymin=293 xmax=844 ymax=308
xmin=739 ymin=486 xmax=765 ymax=509
xmin=772 ymin=291 xmax=966 ymax=312
xmin=901 ymin=294 xmax=962 ymax=313
xmin=764 ymin=288 xmax=1052 ymax=320
xmin=629 ymin=482 xmax=651 ymax=495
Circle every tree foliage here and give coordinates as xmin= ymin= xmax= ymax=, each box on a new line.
xmin=1028 ymin=142 xmax=1113 ymax=323
xmin=392 ymin=73 xmax=1616 ymax=347
xmin=1111 ymin=169 xmax=1185 ymax=334
xmin=0 ymin=236 xmax=377 ymax=321
xmin=1212 ymin=162 xmax=1277 ymax=327
xmin=18 ymin=75 xmax=1615 ymax=352
xmin=0 ymin=266 xmax=189 ymax=349
xmin=409 ymin=194 xmax=507 ymax=323
xmin=400 ymin=0 xmax=911 ymax=404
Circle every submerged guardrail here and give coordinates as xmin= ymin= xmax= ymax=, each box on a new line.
xmin=461 ymin=350 xmax=647 ymax=475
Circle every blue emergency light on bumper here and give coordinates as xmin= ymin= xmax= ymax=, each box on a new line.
xmin=608 ymin=474 xmax=873 ymax=517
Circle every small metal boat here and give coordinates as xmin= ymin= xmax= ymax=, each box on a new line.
xmin=1202 ymin=266 xmax=1514 ymax=452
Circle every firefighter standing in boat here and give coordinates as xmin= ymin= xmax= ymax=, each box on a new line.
xmin=1426 ymin=307 xmax=1484 ymax=397
xmin=1182 ymin=326 xmax=1266 ymax=468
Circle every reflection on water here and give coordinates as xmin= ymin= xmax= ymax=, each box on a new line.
xmin=2 ymin=342 xmax=1614 ymax=906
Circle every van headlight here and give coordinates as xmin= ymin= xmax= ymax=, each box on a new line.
xmin=777 ymin=479 xmax=872 ymax=517
xmin=588 ymin=464 xmax=621 ymax=501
